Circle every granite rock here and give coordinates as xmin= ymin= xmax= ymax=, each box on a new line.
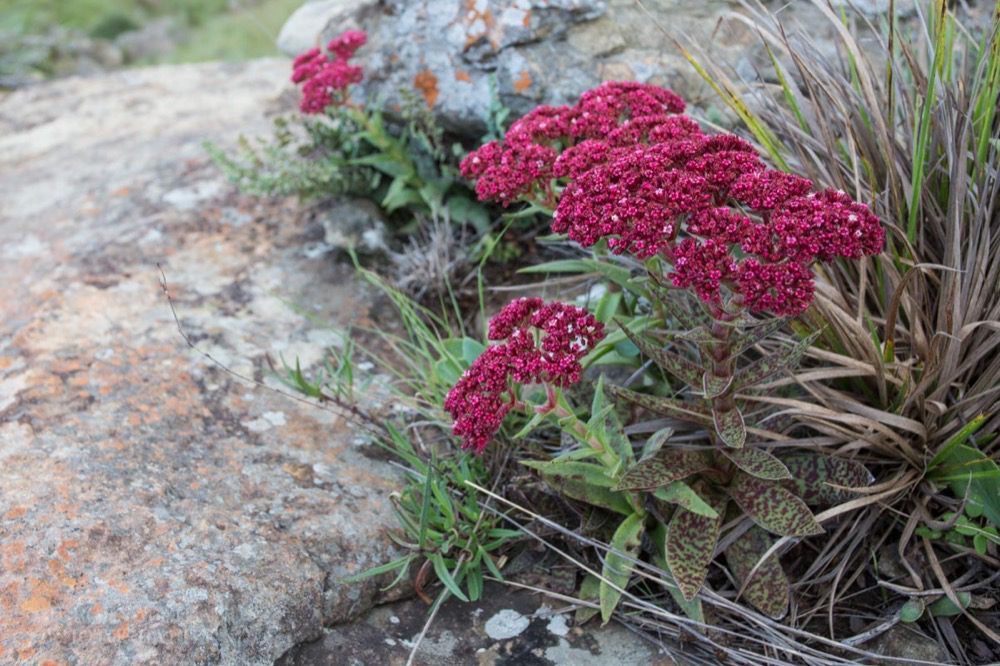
xmin=0 ymin=60 xmax=404 ymax=665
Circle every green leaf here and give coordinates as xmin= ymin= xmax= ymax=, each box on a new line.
xmin=723 ymin=448 xmax=792 ymax=481
xmin=712 ymin=406 xmax=746 ymax=449
xmin=726 ymin=472 xmax=824 ymax=537
xmin=461 ymin=338 xmax=486 ymax=365
xmin=779 ymin=454 xmax=874 ymax=507
xmin=725 ymin=525 xmax=789 ymax=619
xmin=339 ymin=554 xmax=414 ymax=583
xmin=613 ymin=450 xmax=714 ymax=491
xmin=639 ymin=427 xmax=674 ymax=462
xmin=666 ymin=491 xmax=727 ymax=600
xmin=899 ymin=599 xmax=925 ymax=623
xmin=651 ymin=285 xmax=702 ymax=331
xmin=931 ymin=443 xmax=1000 ymax=529
xmin=594 ymin=291 xmax=623 ymax=324
xmin=431 ymin=553 xmax=469 ymax=602
xmin=653 ymin=481 xmax=719 ymax=518
xmin=618 ymin=322 xmax=704 ymax=387
xmin=929 ymin=414 xmax=988 ymax=469
xmin=522 ymin=460 xmax=633 ymax=515
xmin=731 ymin=330 xmax=823 ymax=392
xmin=928 ymin=592 xmax=972 ymax=617
xmin=607 ymin=384 xmax=714 ymax=427
xmin=575 ymin=573 xmax=601 ymax=624
xmin=519 ymin=259 xmax=633 ymax=291
xmin=600 ymin=513 xmax=645 ymax=623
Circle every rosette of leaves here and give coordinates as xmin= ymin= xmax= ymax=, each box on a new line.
xmin=523 ymin=291 xmax=874 ymax=621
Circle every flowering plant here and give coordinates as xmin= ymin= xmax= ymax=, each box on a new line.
xmin=450 ymin=82 xmax=883 ymax=620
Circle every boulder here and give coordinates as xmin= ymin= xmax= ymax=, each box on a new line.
xmin=0 ymin=60 xmax=405 ymax=665
xmin=275 ymin=0 xmax=857 ymax=136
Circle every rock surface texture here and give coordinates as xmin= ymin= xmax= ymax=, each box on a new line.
xmin=0 ymin=61 xmax=405 ymax=665
xmin=276 ymin=0 xmax=905 ymax=135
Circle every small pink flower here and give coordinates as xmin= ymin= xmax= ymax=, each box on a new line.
xmin=445 ymin=299 xmax=605 ymax=452
xmin=291 ymin=30 xmax=367 ymax=114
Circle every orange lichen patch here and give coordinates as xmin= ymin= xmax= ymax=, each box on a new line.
xmin=112 ymin=620 xmax=129 ymax=640
xmin=21 ymin=594 xmax=52 ymax=613
xmin=0 ymin=356 xmax=13 ymax=370
xmin=112 ymin=186 xmax=130 ymax=197
xmin=17 ymin=646 xmax=34 ymax=660
xmin=5 ymin=506 xmax=27 ymax=519
xmin=144 ymin=558 xmax=165 ymax=567
xmin=455 ymin=70 xmax=472 ymax=83
xmin=523 ymin=9 xmax=532 ymax=27
xmin=91 ymin=602 xmax=103 ymax=616
xmin=463 ymin=0 xmax=498 ymax=50
xmin=56 ymin=539 xmax=78 ymax=561
xmin=107 ymin=579 xmax=130 ymax=594
xmin=47 ymin=560 xmax=77 ymax=589
xmin=413 ymin=70 xmax=439 ymax=109
xmin=513 ymin=70 xmax=533 ymax=93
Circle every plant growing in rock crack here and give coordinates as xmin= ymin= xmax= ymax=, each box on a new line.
xmin=447 ymin=80 xmax=883 ymax=621
xmin=207 ymin=30 xmax=491 ymax=233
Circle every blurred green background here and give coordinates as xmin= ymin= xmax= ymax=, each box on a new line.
xmin=0 ymin=0 xmax=302 ymax=87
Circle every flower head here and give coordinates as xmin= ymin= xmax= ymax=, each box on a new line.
xmin=445 ymin=299 xmax=604 ymax=452
xmin=291 ymin=31 xmax=367 ymax=113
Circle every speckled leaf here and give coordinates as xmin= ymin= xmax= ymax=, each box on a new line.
xmin=702 ymin=371 xmax=733 ymax=398
xmin=712 ymin=406 xmax=746 ymax=448
xmin=677 ymin=326 xmax=718 ymax=345
xmin=731 ymin=329 xmax=823 ymax=392
xmin=725 ymin=525 xmax=789 ymax=619
xmin=723 ymin=448 xmax=792 ymax=481
xmin=779 ymin=454 xmax=875 ymax=507
xmin=726 ymin=472 xmax=824 ymax=536
xmin=600 ymin=512 xmax=645 ymax=623
xmin=729 ymin=316 xmax=794 ymax=357
xmin=666 ymin=492 xmax=727 ymax=601
xmin=607 ymin=384 xmax=713 ymax=427
xmin=618 ymin=322 xmax=704 ymax=387
xmin=612 ymin=450 xmax=713 ymax=491
xmin=653 ymin=287 xmax=702 ymax=331
xmin=650 ymin=522 xmax=705 ymax=623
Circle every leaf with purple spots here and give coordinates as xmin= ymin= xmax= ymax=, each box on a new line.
xmin=618 ymin=321 xmax=705 ymax=387
xmin=612 ymin=450 xmax=714 ymax=491
xmin=712 ymin=405 xmax=746 ymax=448
xmin=723 ymin=447 xmax=792 ymax=481
xmin=666 ymin=490 xmax=727 ymax=601
xmin=731 ymin=329 xmax=822 ymax=392
xmin=725 ymin=525 xmax=789 ymax=619
xmin=726 ymin=472 xmax=824 ymax=536
xmin=779 ymin=454 xmax=874 ymax=506
xmin=608 ymin=384 xmax=714 ymax=427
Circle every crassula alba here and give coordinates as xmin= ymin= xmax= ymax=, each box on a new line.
xmin=452 ymin=82 xmax=880 ymax=620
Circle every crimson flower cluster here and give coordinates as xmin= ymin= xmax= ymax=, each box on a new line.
xmin=461 ymin=82 xmax=884 ymax=316
xmin=291 ymin=31 xmax=366 ymax=113
xmin=444 ymin=298 xmax=604 ymax=452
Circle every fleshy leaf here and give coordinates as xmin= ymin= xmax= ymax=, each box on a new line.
xmin=725 ymin=525 xmax=789 ymax=619
xmin=713 ymin=406 xmax=746 ymax=448
xmin=724 ymin=448 xmax=792 ymax=481
xmin=650 ymin=521 xmax=705 ymax=623
xmin=666 ymin=491 xmax=727 ymax=601
xmin=731 ymin=329 xmax=823 ymax=392
xmin=779 ymin=454 xmax=874 ymax=506
xmin=729 ymin=315 xmax=794 ymax=357
xmin=608 ymin=384 xmax=714 ymax=427
xmin=600 ymin=513 xmax=645 ymax=623
xmin=618 ymin=322 xmax=705 ymax=387
xmin=653 ymin=481 xmax=719 ymax=518
xmin=702 ymin=371 xmax=733 ymax=398
xmin=613 ymin=450 xmax=713 ymax=491
xmin=575 ymin=573 xmax=601 ymax=624
xmin=652 ymin=284 xmax=702 ymax=331
xmin=522 ymin=460 xmax=633 ymax=515
xmin=639 ymin=427 xmax=674 ymax=462
xmin=726 ymin=472 xmax=824 ymax=536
